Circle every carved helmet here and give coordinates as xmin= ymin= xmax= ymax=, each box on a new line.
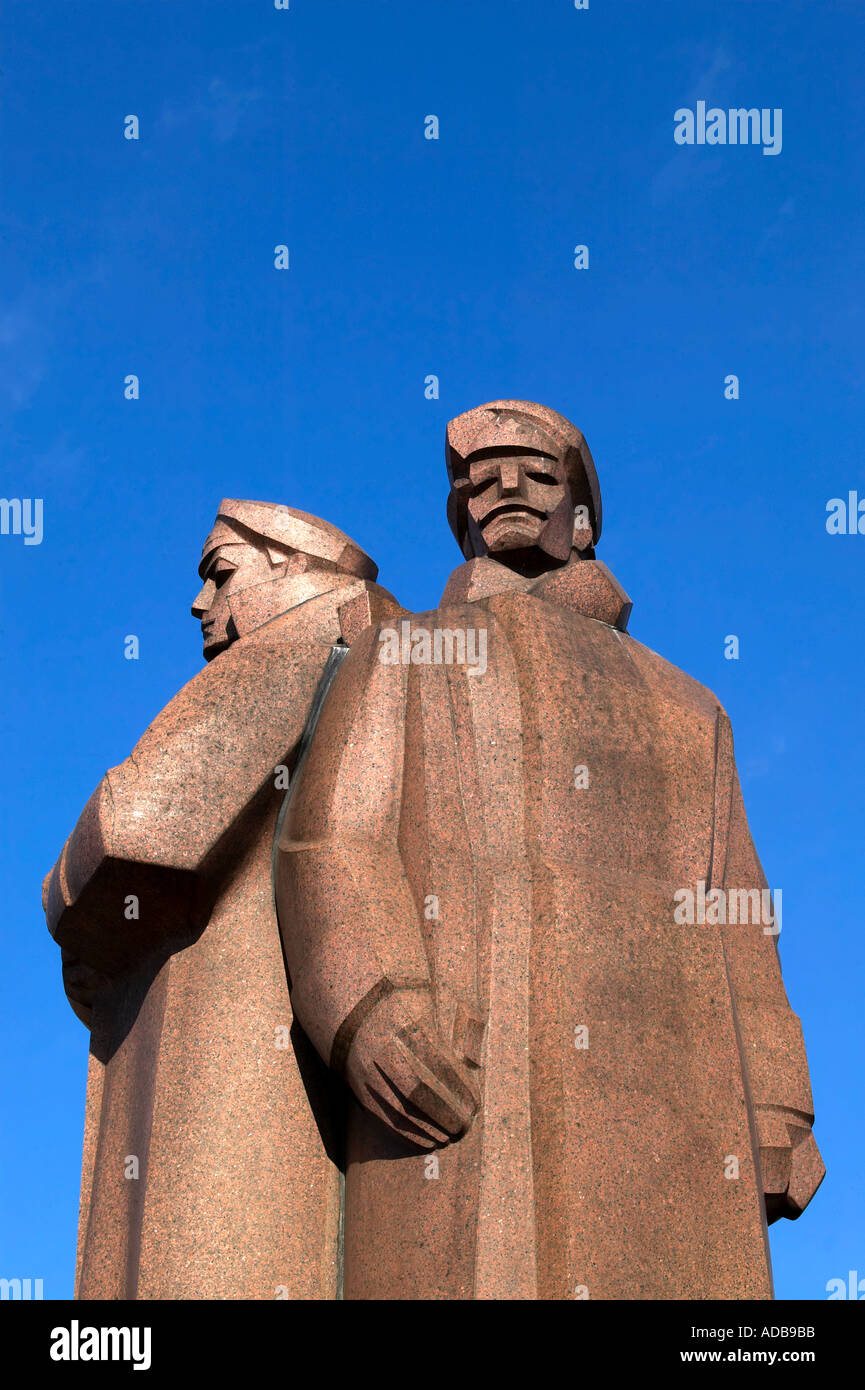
xmin=199 ymin=499 xmax=377 ymax=581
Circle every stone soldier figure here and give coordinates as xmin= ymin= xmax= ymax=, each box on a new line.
xmin=276 ymin=401 xmax=824 ymax=1300
xmin=44 ymin=499 xmax=398 ymax=1299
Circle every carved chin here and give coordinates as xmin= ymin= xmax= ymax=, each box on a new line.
xmin=482 ymin=513 xmax=543 ymax=552
xmin=201 ymin=621 xmax=234 ymax=660
xmin=203 ymin=635 xmax=232 ymax=661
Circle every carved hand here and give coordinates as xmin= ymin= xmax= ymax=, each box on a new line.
xmin=342 ymin=986 xmax=479 ymax=1149
xmin=60 ymin=949 xmax=108 ymax=1028
xmin=757 ymin=1107 xmax=825 ymax=1223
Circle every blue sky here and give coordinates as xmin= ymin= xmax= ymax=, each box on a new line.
xmin=1 ymin=0 xmax=863 ymax=1300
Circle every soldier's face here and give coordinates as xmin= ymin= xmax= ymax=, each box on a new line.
xmin=462 ymin=450 xmax=570 ymax=555
xmin=191 ymin=542 xmax=275 ymax=659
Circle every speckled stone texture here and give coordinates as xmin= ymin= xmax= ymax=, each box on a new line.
xmin=275 ymin=402 xmax=823 ymax=1300
xmin=44 ymin=503 xmax=399 ymax=1299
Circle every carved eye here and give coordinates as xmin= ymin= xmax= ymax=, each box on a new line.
xmin=211 ymin=560 xmax=235 ymax=590
xmin=525 ymin=471 xmax=558 ymax=486
xmin=470 ymin=475 xmax=497 ymax=495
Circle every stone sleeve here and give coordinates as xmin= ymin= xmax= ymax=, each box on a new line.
xmin=275 ymin=622 xmax=433 ymax=1069
xmin=719 ymin=751 xmax=814 ymax=1120
xmin=717 ymin=712 xmax=824 ymax=1217
xmin=43 ymin=612 xmax=333 ymax=981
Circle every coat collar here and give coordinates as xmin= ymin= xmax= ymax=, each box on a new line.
xmin=440 ymin=553 xmax=632 ymax=632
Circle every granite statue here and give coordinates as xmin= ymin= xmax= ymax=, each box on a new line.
xmin=275 ymin=401 xmax=824 ymax=1299
xmin=44 ymin=500 xmax=398 ymax=1298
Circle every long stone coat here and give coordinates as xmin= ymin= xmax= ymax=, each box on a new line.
xmin=44 ymin=577 xmax=395 ymax=1299
xmin=276 ymin=554 xmax=823 ymax=1300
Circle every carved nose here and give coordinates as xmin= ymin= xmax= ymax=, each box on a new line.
xmin=498 ymin=460 xmax=522 ymax=496
xmin=191 ymin=579 xmax=215 ymax=619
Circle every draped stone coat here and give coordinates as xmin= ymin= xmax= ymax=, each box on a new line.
xmin=44 ymin=576 xmax=395 ymax=1299
xmin=276 ymin=554 xmax=823 ymax=1300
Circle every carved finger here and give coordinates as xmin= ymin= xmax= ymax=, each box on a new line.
xmin=390 ymin=1035 xmax=476 ymax=1136
xmin=372 ymin=1054 xmax=456 ymax=1143
xmin=363 ymin=1078 xmax=441 ymax=1150
xmin=400 ymin=1029 xmax=479 ymax=1122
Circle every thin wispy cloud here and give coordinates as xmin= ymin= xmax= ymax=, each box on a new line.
xmin=651 ymin=44 xmax=735 ymax=206
xmin=756 ymin=196 xmax=796 ymax=256
xmin=158 ymin=78 xmax=264 ymax=144
xmin=0 ymin=299 xmax=47 ymax=409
